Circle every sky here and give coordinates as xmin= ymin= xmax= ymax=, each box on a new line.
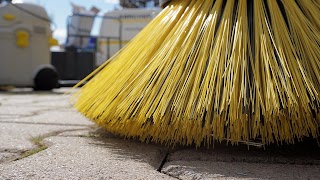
xmin=12 ymin=0 xmax=121 ymax=44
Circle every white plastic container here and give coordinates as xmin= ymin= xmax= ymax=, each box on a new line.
xmin=66 ymin=3 xmax=100 ymax=49
xmin=96 ymin=8 xmax=161 ymax=66
xmin=0 ymin=2 xmax=58 ymax=90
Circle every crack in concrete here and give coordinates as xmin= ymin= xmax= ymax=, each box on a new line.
xmin=0 ymin=148 xmax=26 ymax=164
xmin=59 ymin=134 xmax=98 ymax=138
xmin=154 ymin=141 xmax=320 ymax=179
xmin=0 ymin=148 xmax=24 ymax=154
xmin=157 ymin=152 xmax=180 ymax=179
xmin=0 ymin=150 xmax=28 ymax=164
xmin=86 ymin=129 xmax=180 ymax=178
xmin=157 ymin=152 xmax=169 ymax=172
xmin=163 ymin=145 xmax=320 ymax=166
xmin=7 ymin=128 xmax=91 ymax=163
xmin=155 ymin=150 xmax=181 ymax=179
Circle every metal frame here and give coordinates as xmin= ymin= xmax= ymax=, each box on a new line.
xmin=65 ymin=13 xmax=158 ymax=58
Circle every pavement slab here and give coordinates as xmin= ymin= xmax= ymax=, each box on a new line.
xmin=161 ymin=142 xmax=320 ymax=180
xmin=0 ymin=122 xmax=89 ymax=151
xmin=162 ymin=161 xmax=320 ymax=180
xmin=0 ymin=88 xmax=93 ymax=152
xmin=0 ymin=129 xmax=174 ymax=180
xmin=1 ymin=109 xmax=94 ymax=126
xmin=1 ymin=87 xmax=320 ymax=179
xmin=0 ymin=88 xmax=173 ymax=179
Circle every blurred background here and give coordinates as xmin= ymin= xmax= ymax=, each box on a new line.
xmin=0 ymin=0 xmax=162 ymax=90
xmin=9 ymin=0 xmax=160 ymax=44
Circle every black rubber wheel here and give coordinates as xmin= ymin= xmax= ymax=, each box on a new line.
xmin=34 ymin=66 xmax=59 ymax=91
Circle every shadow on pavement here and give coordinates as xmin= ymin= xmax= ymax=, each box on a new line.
xmin=87 ymin=128 xmax=169 ymax=170
xmin=88 ymin=127 xmax=320 ymax=179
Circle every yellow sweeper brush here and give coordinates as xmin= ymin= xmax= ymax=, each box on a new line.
xmin=72 ymin=0 xmax=320 ymax=147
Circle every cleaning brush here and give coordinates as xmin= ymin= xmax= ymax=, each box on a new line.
xmin=72 ymin=0 xmax=320 ymax=147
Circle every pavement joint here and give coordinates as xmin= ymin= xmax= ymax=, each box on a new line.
xmin=0 ymin=148 xmax=23 ymax=153
xmin=0 ymin=148 xmax=25 ymax=164
xmin=59 ymin=133 xmax=99 ymax=138
xmin=1 ymin=88 xmax=320 ymax=179
xmin=0 ymin=151 xmax=26 ymax=164
xmin=8 ymin=128 xmax=91 ymax=163
xmin=85 ymin=128 xmax=179 ymax=175
xmin=165 ymin=142 xmax=320 ymax=166
xmin=157 ymin=152 xmax=181 ymax=179
xmin=157 ymin=151 xmax=170 ymax=172
xmin=161 ymin=166 xmax=186 ymax=180
xmin=156 ymin=151 xmax=181 ymax=179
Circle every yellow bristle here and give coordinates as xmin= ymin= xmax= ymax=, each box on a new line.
xmin=71 ymin=0 xmax=320 ymax=147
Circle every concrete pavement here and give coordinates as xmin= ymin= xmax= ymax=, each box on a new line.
xmin=0 ymin=87 xmax=319 ymax=179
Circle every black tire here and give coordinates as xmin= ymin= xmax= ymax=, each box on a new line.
xmin=34 ymin=66 xmax=59 ymax=91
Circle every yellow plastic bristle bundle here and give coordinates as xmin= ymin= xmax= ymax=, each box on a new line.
xmin=72 ymin=0 xmax=320 ymax=147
